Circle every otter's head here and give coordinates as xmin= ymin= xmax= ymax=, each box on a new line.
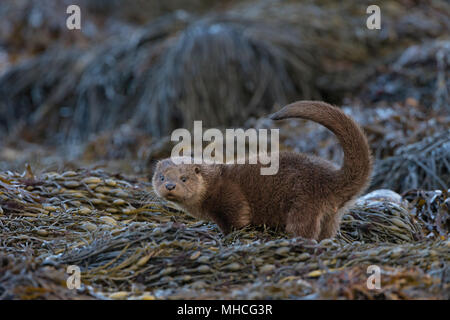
xmin=152 ymin=158 xmax=206 ymax=209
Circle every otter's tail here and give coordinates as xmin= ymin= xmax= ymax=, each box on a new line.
xmin=270 ymin=101 xmax=372 ymax=201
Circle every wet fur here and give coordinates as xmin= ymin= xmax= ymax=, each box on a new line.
xmin=152 ymin=101 xmax=372 ymax=240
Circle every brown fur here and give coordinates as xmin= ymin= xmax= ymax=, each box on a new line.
xmin=152 ymin=101 xmax=372 ymax=240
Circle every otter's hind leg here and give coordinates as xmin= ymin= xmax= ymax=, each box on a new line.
xmin=285 ymin=205 xmax=322 ymax=240
xmin=318 ymin=211 xmax=340 ymax=240
xmin=318 ymin=202 xmax=352 ymax=240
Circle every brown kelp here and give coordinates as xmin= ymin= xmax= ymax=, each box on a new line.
xmin=0 ymin=167 xmax=448 ymax=299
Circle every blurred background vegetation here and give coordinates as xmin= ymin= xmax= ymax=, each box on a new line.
xmin=0 ymin=0 xmax=449 ymax=300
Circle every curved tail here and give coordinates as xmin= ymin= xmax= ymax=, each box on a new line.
xmin=270 ymin=101 xmax=372 ymax=200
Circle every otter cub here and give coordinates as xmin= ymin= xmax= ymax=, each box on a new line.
xmin=152 ymin=101 xmax=372 ymax=240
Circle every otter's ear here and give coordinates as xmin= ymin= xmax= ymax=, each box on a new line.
xmin=154 ymin=160 xmax=164 ymax=171
xmin=194 ymin=166 xmax=201 ymax=174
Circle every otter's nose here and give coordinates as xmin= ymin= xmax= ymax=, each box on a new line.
xmin=165 ymin=183 xmax=176 ymax=191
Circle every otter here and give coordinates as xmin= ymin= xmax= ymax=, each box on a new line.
xmin=152 ymin=101 xmax=372 ymax=240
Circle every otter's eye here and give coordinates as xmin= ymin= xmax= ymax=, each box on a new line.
xmin=160 ymin=175 xmax=165 ymax=181
xmin=180 ymin=176 xmax=187 ymax=183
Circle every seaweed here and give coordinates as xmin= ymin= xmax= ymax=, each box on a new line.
xmin=371 ymin=132 xmax=450 ymax=193
xmin=0 ymin=167 xmax=448 ymax=299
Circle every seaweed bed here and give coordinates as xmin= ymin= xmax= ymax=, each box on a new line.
xmin=0 ymin=167 xmax=448 ymax=300
xmin=0 ymin=0 xmax=449 ymax=300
